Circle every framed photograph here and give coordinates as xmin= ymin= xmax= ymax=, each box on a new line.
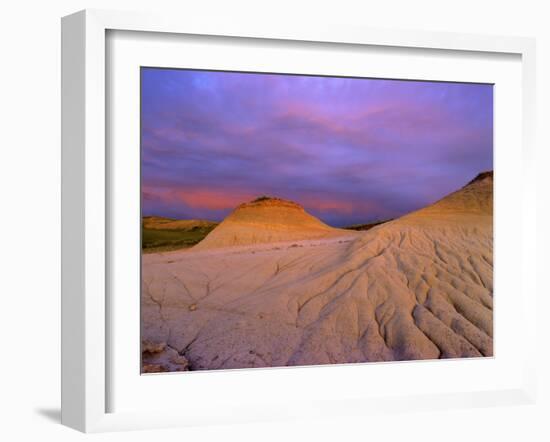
xmin=61 ymin=9 xmax=537 ymax=432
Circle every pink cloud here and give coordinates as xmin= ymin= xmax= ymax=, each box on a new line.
xmin=143 ymin=186 xmax=256 ymax=211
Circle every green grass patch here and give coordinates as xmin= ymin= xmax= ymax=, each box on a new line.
xmin=142 ymin=225 xmax=216 ymax=253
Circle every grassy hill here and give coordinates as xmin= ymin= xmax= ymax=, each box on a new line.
xmin=142 ymin=216 xmax=218 ymax=253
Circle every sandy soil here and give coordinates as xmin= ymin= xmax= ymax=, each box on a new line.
xmin=141 ymin=173 xmax=493 ymax=370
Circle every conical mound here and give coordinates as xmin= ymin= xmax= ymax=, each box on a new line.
xmin=194 ymin=197 xmax=349 ymax=250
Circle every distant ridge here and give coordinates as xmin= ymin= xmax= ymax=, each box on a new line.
xmin=343 ymin=219 xmax=393 ymax=232
xmin=143 ymin=216 xmax=218 ymax=231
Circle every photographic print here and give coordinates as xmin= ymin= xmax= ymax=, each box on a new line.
xmin=140 ymin=68 xmax=493 ymax=373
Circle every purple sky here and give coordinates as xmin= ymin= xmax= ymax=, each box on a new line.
xmin=141 ymin=68 xmax=493 ymax=227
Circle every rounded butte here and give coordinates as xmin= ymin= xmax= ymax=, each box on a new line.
xmin=193 ymin=196 xmax=354 ymax=250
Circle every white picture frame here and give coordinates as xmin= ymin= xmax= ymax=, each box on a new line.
xmin=61 ymin=9 xmax=537 ymax=433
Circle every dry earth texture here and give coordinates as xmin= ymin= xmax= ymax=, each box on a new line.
xmin=141 ymin=172 xmax=493 ymax=372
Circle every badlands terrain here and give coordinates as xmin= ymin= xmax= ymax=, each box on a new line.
xmin=141 ymin=172 xmax=493 ymax=372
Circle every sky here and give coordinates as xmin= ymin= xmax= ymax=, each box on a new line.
xmin=141 ymin=68 xmax=493 ymax=227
